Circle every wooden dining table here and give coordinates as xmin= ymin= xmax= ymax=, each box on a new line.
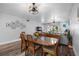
xmin=24 ymin=32 xmax=61 ymax=55
xmin=28 ymin=38 xmax=58 ymax=46
xmin=27 ymin=38 xmax=58 ymax=55
xmin=26 ymin=33 xmax=61 ymax=55
xmin=31 ymin=32 xmax=61 ymax=46
xmin=26 ymin=33 xmax=61 ymax=46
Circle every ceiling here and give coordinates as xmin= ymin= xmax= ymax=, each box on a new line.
xmin=0 ymin=3 xmax=73 ymax=23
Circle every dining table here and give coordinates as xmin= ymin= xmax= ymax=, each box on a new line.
xmin=30 ymin=38 xmax=58 ymax=46
xmin=26 ymin=33 xmax=61 ymax=55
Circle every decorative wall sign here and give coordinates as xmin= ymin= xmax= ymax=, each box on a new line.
xmin=6 ymin=20 xmax=26 ymax=29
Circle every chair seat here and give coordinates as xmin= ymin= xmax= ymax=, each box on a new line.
xmin=27 ymin=45 xmax=40 ymax=55
xmin=28 ymin=45 xmax=40 ymax=50
xmin=43 ymin=47 xmax=56 ymax=56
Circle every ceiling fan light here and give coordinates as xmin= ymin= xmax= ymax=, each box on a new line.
xmin=28 ymin=3 xmax=39 ymax=15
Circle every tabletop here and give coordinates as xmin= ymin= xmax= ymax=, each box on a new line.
xmin=28 ymin=37 xmax=59 ymax=46
xmin=26 ymin=33 xmax=61 ymax=46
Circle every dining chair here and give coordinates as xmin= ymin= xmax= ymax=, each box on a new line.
xmin=26 ymin=35 xmax=40 ymax=56
xmin=20 ymin=32 xmax=28 ymax=53
xmin=42 ymin=35 xmax=61 ymax=56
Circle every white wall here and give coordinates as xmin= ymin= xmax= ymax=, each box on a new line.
xmin=70 ymin=4 xmax=79 ymax=56
xmin=0 ymin=13 xmax=42 ymax=44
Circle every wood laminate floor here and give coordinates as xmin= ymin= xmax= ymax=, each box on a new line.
xmin=0 ymin=41 xmax=75 ymax=56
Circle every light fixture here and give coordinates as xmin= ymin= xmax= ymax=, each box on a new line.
xmin=29 ymin=3 xmax=39 ymax=15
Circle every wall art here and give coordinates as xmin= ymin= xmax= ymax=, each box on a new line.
xmin=6 ymin=20 xmax=26 ymax=29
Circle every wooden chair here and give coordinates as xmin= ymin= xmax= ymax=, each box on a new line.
xmin=20 ymin=32 xmax=28 ymax=52
xmin=42 ymin=35 xmax=61 ymax=56
xmin=26 ymin=35 xmax=40 ymax=56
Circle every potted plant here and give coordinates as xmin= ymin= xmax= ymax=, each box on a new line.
xmin=34 ymin=32 xmax=40 ymax=40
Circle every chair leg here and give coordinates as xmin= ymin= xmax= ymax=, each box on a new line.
xmin=42 ymin=52 xmax=45 ymax=56
xmin=65 ymin=46 xmax=69 ymax=56
xmin=57 ymin=46 xmax=60 ymax=56
xmin=41 ymin=48 xmax=44 ymax=56
xmin=21 ymin=45 xmax=23 ymax=52
xmin=32 ymin=50 xmax=35 ymax=56
xmin=56 ymin=46 xmax=59 ymax=56
xmin=25 ymin=48 xmax=29 ymax=56
xmin=25 ymin=50 xmax=27 ymax=56
xmin=21 ymin=40 xmax=23 ymax=52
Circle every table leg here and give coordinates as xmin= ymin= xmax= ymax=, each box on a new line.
xmin=41 ymin=46 xmax=44 ymax=56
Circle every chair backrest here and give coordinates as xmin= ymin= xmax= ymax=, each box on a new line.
xmin=39 ymin=33 xmax=61 ymax=39
xmin=20 ymin=32 xmax=27 ymax=51
xmin=53 ymin=35 xmax=61 ymax=56
xmin=27 ymin=35 xmax=34 ymax=47
xmin=20 ymin=32 xmax=26 ymax=42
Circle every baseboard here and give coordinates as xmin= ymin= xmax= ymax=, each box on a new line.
xmin=0 ymin=39 xmax=21 ymax=45
xmin=73 ymin=46 xmax=78 ymax=56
